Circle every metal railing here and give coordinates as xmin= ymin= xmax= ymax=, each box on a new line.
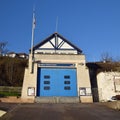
xmin=0 ymin=86 xmax=22 ymax=97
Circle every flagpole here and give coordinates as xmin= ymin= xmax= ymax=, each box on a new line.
xmin=30 ymin=9 xmax=35 ymax=73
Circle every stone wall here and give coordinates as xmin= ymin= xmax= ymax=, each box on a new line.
xmin=97 ymin=72 xmax=120 ymax=102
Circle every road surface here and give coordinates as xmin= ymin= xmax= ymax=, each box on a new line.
xmin=0 ymin=103 xmax=120 ymax=120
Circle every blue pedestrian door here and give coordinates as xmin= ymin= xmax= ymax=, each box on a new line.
xmin=37 ymin=68 xmax=77 ymax=97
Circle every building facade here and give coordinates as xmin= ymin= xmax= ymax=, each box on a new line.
xmin=21 ymin=33 xmax=93 ymax=103
xmin=97 ymin=72 xmax=120 ymax=102
xmin=87 ymin=62 xmax=120 ymax=102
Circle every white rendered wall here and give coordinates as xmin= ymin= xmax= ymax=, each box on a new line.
xmin=97 ymin=72 xmax=120 ymax=101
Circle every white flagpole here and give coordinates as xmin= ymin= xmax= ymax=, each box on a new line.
xmin=30 ymin=9 xmax=35 ymax=73
xmin=55 ymin=16 xmax=58 ymax=32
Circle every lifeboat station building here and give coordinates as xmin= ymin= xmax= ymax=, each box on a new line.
xmin=21 ymin=33 xmax=93 ymax=103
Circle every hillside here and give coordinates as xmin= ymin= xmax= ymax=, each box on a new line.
xmin=87 ymin=61 xmax=120 ymax=74
xmin=0 ymin=57 xmax=28 ymax=86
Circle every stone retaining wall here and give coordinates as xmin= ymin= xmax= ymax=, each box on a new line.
xmin=102 ymin=101 xmax=120 ymax=110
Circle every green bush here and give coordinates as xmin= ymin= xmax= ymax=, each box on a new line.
xmin=0 ymin=86 xmax=22 ymax=97
xmin=0 ymin=91 xmax=21 ymax=97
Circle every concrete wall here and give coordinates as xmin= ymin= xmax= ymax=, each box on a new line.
xmin=97 ymin=72 xmax=120 ymax=102
xmin=76 ymin=62 xmax=93 ymax=102
xmin=33 ymin=54 xmax=85 ymax=64
xmin=21 ymin=54 xmax=93 ymax=103
xmin=21 ymin=63 xmax=37 ymax=101
xmin=102 ymin=101 xmax=120 ymax=110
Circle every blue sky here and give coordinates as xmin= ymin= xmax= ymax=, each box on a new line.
xmin=0 ymin=0 xmax=120 ymax=61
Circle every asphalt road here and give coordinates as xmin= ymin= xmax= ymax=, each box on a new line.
xmin=0 ymin=103 xmax=120 ymax=120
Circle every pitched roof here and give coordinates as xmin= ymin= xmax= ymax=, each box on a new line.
xmin=32 ymin=33 xmax=82 ymax=54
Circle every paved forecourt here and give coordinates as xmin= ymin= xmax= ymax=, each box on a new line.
xmin=0 ymin=103 xmax=120 ymax=120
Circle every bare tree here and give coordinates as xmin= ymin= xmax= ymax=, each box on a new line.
xmin=101 ymin=52 xmax=113 ymax=62
xmin=0 ymin=42 xmax=8 ymax=56
xmin=113 ymin=56 xmax=120 ymax=62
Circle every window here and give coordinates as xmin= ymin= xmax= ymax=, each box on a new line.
xmin=114 ymin=77 xmax=120 ymax=91
xmin=44 ymin=86 xmax=50 ymax=90
xmin=64 ymin=86 xmax=71 ymax=90
xmin=64 ymin=75 xmax=70 ymax=79
xmin=44 ymin=81 xmax=50 ymax=84
xmin=79 ymin=87 xmax=92 ymax=96
xmin=27 ymin=87 xmax=35 ymax=96
xmin=79 ymin=88 xmax=86 ymax=96
xmin=44 ymin=75 xmax=50 ymax=79
xmin=64 ymin=81 xmax=70 ymax=84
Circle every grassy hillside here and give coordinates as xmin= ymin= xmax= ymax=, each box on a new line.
xmin=0 ymin=56 xmax=28 ymax=86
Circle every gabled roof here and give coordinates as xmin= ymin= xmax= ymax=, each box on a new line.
xmin=32 ymin=33 xmax=82 ymax=54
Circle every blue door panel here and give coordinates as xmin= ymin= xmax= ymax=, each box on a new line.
xmin=37 ymin=68 xmax=77 ymax=96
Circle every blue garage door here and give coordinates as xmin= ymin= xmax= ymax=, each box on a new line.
xmin=37 ymin=68 xmax=77 ymax=97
